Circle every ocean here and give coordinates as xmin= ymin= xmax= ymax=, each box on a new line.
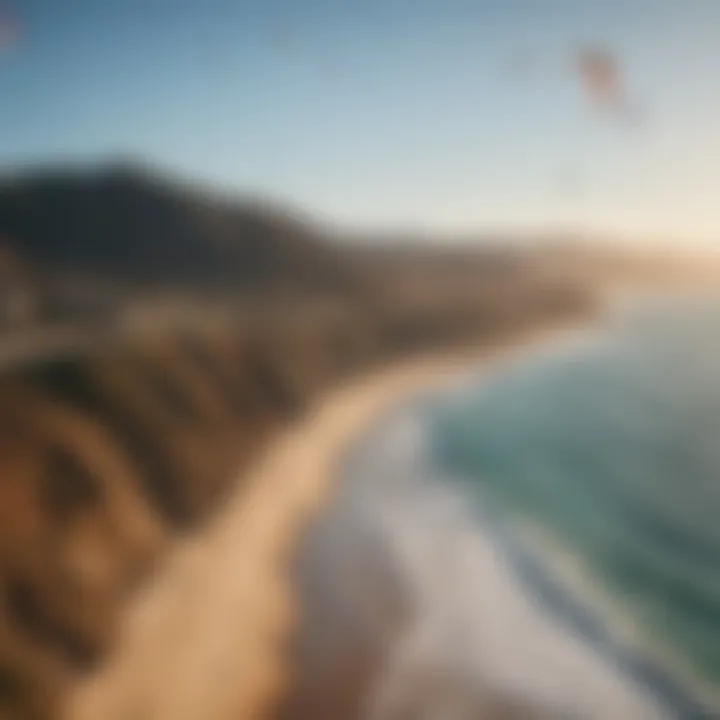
xmin=292 ymin=296 xmax=720 ymax=719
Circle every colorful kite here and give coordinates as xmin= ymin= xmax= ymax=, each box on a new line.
xmin=0 ymin=7 xmax=20 ymax=53
xmin=575 ymin=46 xmax=626 ymax=113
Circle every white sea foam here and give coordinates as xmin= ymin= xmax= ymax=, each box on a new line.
xmin=334 ymin=405 xmax=670 ymax=720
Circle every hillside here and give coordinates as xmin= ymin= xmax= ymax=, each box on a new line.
xmin=0 ymin=163 xmax=351 ymax=296
xmin=0 ymin=164 xmax=599 ymax=719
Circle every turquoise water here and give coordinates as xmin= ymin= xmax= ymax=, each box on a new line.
xmin=429 ymin=299 xmax=720 ymax=714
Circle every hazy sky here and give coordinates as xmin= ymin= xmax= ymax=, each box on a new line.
xmin=2 ymin=1 xmax=720 ymax=242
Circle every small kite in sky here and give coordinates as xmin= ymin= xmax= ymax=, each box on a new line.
xmin=0 ymin=7 xmax=21 ymax=53
xmin=575 ymin=46 xmax=628 ymax=114
xmin=507 ymin=43 xmax=642 ymax=123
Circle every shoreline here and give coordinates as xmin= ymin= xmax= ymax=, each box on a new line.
xmin=64 ymin=328 xmax=571 ymax=720
xmin=281 ymin=345 xmax=671 ymax=720
xmin=280 ymin=303 xmax=719 ymax=720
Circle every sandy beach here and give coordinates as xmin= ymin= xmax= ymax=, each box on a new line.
xmin=63 ymin=334 xmax=554 ymax=720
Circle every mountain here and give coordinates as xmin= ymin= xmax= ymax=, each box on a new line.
xmin=0 ymin=163 xmax=351 ymax=294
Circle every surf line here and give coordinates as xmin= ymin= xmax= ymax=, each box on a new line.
xmin=467 ymin=494 xmax=710 ymax=720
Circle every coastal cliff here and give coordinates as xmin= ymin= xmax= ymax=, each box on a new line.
xmin=0 ymin=165 xmax=595 ymax=719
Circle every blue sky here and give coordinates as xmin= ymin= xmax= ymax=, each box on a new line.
xmin=2 ymin=1 xmax=720 ymax=242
